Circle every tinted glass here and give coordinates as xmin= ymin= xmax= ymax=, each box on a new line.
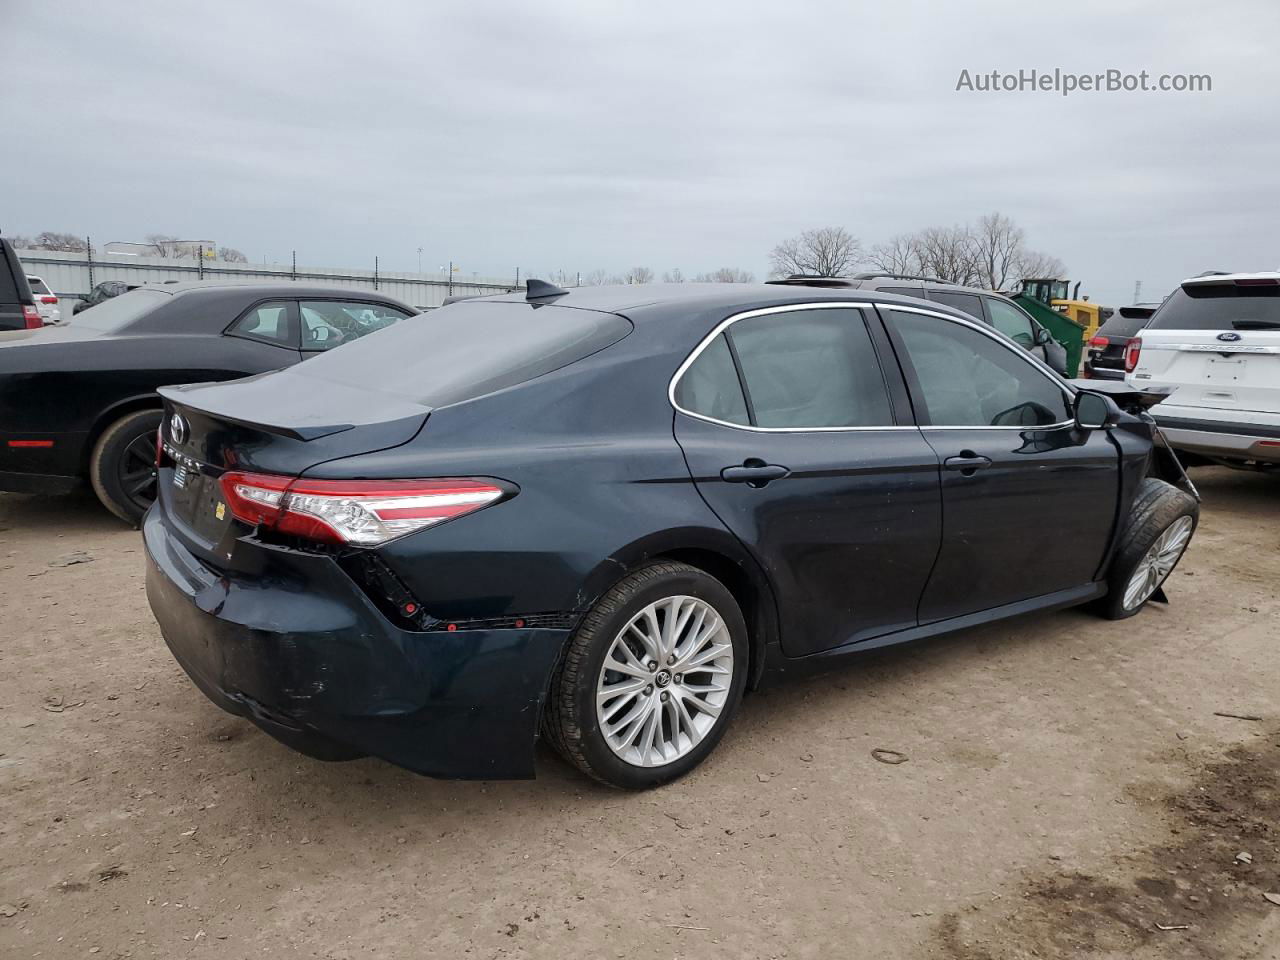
xmin=1094 ymin=309 xmax=1152 ymax=340
xmin=301 ymin=300 xmax=410 ymax=351
xmin=728 ymin=308 xmax=893 ymax=428
xmin=928 ymin=290 xmax=985 ymax=321
xmin=890 ymin=310 xmax=1070 ymax=427
xmin=0 ymin=246 xmax=19 ymax=301
xmin=1149 ymin=284 xmax=1280 ymax=330
xmin=878 ymin=286 xmax=928 ymax=298
xmin=297 ymin=300 xmax=632 ymax=408
xmin=674 ymin=333 xmax=749 ymax=425
xmin=986 ymin=297 xmax=1035 ymax=348
xmin=233 ymin=301 xmax=294 ymax=345
xmin=27 ymin=277 xmax=52 ymax=295
xmin=73 ymin=288 xmax=170 ymax=331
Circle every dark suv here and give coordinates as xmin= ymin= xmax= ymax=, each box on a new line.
xmin=770 ymin=273 xmax=1067 ymax=374
xmin=1084 ymin=303 xmax=1162 ymax=380
xmin=0 ymin=238 xmax=40 ymax=331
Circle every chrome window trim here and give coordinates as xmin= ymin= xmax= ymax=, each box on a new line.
xmin=876 ymin=302 xmax=1077 ymax=429
xmin=667 ymin=302 xmax=914 ymax=434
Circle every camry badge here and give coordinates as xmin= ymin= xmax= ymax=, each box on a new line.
xmin=1217 ymin=332 xmax=1242 ymax=342
xmin=170 ymin=413 xmax=188 ymax=445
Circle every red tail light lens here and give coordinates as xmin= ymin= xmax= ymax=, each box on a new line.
xmin=39 ymin=295 xmax=58 ymax=304
xmin=1124 ymin=337 xmax=1142 ymax=373
xmin=1089 ymin=335 xmax=1109 ymax=348
xmin=219 ymin=472 xmax=506 ymax=545
xmin=22 ymin=305 xmax=42 ymax=329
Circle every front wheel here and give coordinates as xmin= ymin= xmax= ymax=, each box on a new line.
xmin=543 ymin=561 xmax=748 ymax=789
xmin=1098 ymin=478 xmax=1198 ymax=620
xmin=89 ymin=409 xmax=163 ymax=526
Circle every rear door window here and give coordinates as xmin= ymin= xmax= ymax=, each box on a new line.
xmin=1150 ymin=284 xmax=1280 ymax=331
xmin=230 ymin=301 xmax=297 ymax=347
xmin=673 ymin=333 xmax=749 ymax=425
xmin=725 ymin=307 xmax=893 ymax=428
xmin=927 ymin=290 xmax=986 ymax=321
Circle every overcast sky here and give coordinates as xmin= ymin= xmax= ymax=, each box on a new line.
xmin=6 ymin=0 xmax=1278 ymax=304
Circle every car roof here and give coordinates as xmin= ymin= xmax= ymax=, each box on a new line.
xmin=478 ymin=281 xmax=982 ymax=326
xmin=1182 ymin=270 xmax=1280 ymax=286
xmin=133 ymin=279 xmax=415 ymax=304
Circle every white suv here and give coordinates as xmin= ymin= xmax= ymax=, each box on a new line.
xmin=26 ymin=275 xmax=62 ymax=324
xmin=1126 ymin=272 xmax=1280 ymax=469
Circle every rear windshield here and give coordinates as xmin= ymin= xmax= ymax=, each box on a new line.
xmin=74 ymin=288 xmax=170 ymax=331
xmin=1151 ymin=284 xmax=1280 ymax=331
xmin=1095 ymin=309 xmax=1152 ymax=340
xmin=27 ymin=276 xmax=52 ymax=295
xmin=297 ymin=299 xmax=633 ymax=406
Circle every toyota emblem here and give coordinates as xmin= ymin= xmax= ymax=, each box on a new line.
xmin=170 ymin=413 xmax=188 ymax=445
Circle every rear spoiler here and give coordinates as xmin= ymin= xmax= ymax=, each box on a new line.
xmin=1068 ymin=379 xmax=1175 ymax=413
xmin=158 ymin=370 xmax=432 ymax=442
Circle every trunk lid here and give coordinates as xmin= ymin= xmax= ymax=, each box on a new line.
xmin=157 ymin=369 xmax=431 ymax=561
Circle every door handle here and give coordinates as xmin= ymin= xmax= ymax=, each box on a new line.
xmin=721 ymin=460 xmax=790 ymax=486
xmin=943 ymin=452 xmax=992 ymax=475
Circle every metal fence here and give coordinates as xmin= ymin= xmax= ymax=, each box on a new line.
xmin=15 ymin=249 xmax=518 ymax=310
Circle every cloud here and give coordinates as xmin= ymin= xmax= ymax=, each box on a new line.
xmin=6 ymin=0 xmax=1278 ymax=303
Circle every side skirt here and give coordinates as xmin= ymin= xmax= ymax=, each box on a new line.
xmin=762 ymin=581 xmax=1106 ymax=681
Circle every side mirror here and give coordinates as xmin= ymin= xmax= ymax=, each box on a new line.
xmin=1074 ymin=390 xmax=1120 ymax=430
xmin=1034 ymin=325 xmax=1052 ymax=346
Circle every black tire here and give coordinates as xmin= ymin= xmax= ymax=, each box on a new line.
xmin=543 ymin=561 xmax=749 ymax=789
xmin=89 ymin=409 xmax=163 ymax=526
xmin=1097 ymin=477 xmax=1199 ymax=620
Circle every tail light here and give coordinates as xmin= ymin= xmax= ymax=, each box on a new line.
xmin=1124 ymin=337 xmax=1142 ymax=373
xmin=22 ymin=305 xmax=42 ymax=329
xmin=1089 ymin=335 xmax=1109 ymax=348
xmin=39 ymin=295 xmax=58 ymax=304
xmin=219 ymin=472 xmax=507 ymax=546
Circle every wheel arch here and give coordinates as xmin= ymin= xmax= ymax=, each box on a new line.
xmin=82 ymin=393 xmax=163 ymax=471
xmin=579 ymin=528 xmax=779 ymax=691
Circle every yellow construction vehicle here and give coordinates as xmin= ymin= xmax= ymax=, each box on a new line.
xmin=1019 ymin=278 xmax=1111 ymax=343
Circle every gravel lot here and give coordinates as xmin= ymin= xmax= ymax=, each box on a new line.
xmin=1 ymin=468 xmax=1277 ymax=960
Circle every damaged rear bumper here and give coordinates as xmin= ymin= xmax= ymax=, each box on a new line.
xmin=142 ymin=507 xmax=570 ymax=779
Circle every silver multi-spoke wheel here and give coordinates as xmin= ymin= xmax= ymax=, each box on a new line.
xmin=1122 ymin=515 xmax=1194 ymax=611
xmin=596 ymin=595 xmax=734 ymax=768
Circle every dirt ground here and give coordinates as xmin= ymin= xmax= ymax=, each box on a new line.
xmin=1 ymin=467 xmax=1277 ymax=960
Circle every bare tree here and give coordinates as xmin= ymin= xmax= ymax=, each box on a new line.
xmin=769 ymin=226 xmax=862 ymax=278
xmin=972 ymin=212 xmax=1026 ymax=290
xmin=630 ymin=266 xmax=654 ymax=284
xmin=694 ymin=267 xmax=755 ymax=283
xmin=1011 ymin=249 xmax=1067 ymax=289
xmin=662 ymin=267 xmax=685 ymax=283
xmin=582 ymin=269 xmax=609 ymax=286
xmin=218 ymin=247 xmax=248 ymax=263
xmin=26 ymin=231 xmax=91 ymax=253
xmin=865 ymin=234 xmax=922 ymax=276
xmin=146 ymin=234 xmax=183 ymax=258
xmin=914 ymin=225 xmax=983 ymax=287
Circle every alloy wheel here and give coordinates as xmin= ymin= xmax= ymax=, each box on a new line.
xmin=1122 ymin=515 xmax=1194 ymax=611
xmin=596 ymin=595 xmax=734 ymax=768
xmin=119 ymin=433 xmax=159 ymax=512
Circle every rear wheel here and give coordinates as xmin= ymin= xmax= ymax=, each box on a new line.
xmin=89 ymin=409 xmax=163 ymax=526
xmin=544 ymin=561 xmax=748 ymax=789
xmin=1098 ymin=478 xmax=1198 ymax=620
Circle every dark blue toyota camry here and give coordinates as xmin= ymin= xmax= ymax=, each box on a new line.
xmin=144 ymin=280 xmax=1199 ymax=788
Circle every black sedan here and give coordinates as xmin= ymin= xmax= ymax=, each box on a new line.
xmin=144 ymin=281 xmax=1199 ymax=789
xmin=0 ymin=282 xmax=416 ymax=523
